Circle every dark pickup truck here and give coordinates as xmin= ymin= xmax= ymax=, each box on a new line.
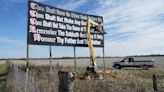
xmin=112 ymin=57 xmax=154 ymax=69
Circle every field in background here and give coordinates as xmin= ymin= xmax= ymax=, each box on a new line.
xmin=2 ymin=56 xmax=164 ymax=68
xmin=0 ymin=56 xmax=164 ymax=92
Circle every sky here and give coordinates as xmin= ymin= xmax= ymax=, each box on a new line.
xmin=0 ymin=0 xmax=164 ymax=58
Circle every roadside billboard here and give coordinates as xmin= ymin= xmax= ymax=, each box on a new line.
xmin=27 ymin=0 xmax=104 ymax=47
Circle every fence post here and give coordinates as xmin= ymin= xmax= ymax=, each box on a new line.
xmin=49 ymin=46 xmax=52 ymax=74
xmin=152 ymin=74 xmax=158 ymax=92
xmin=73 ymin=46 xmax=77 ymax=73
xmin=58 ymin=71 xmax=75 ymax=92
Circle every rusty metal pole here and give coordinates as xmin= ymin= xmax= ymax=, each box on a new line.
xmin=49 ymin=46 xmax=52 ymax=74
xmin=152 ymin=74 xmax=158 ymax=92
xmin=58 ymin=71 xmax=75 ymax=92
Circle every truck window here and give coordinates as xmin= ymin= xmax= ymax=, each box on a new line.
xmin=124 ymin=58 xmax=133 ymax=62
xmin=129 ymin=58 xmax=133 ymax=62
xmin=124 ymin=58 xmax=129 ymax=62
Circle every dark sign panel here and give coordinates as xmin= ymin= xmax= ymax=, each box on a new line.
xmin=27 ymin=0 xmax=104 ymax=47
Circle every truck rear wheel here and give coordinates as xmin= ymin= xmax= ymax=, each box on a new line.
xmin=114 ymin=65 xmax=121 ymax=69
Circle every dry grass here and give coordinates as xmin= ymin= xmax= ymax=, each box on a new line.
xmin=28 ymin=67 xmax=164 ymax=92
xmin=0 ymin=61 xmax=164 ymax=92
xmin=73 ymin=68 xmax=164 ymax=92
xmin=0 ymin=61 xmax=9 ymax=92
xmin=116 ymin=68 xmax=164 ymax=92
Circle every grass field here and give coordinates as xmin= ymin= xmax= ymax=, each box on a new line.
xmin=0 ymin=62 xmax=9 ymax=92
xmin=0 ymin=57 xmax=164 ymax=92
xmin=3 ymin=56 xmax=164 ymax=68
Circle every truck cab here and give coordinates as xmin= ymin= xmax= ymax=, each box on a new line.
xmin=113 ymin=57 xmax=154 ymax=69
xmin=122 ymin=57 xmax=134 ymax=62
xmin=113 ymin=57 xmax=134 ymax=69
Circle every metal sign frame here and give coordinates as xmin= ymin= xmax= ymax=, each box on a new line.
xmin=25 ymin=0 xmax=106 ymax=92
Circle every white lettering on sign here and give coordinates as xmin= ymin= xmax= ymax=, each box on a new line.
xmin=66 ymin=12 xmax=71 ymax=17
xmin=57 ymin=37 xmax=64 ymax=44
xmin=66 ymin=31 xmax=79 ymax=37
xmin=64 ymin=17 xmax=74 ymax=24
xmin=58 ymin=30 xmax=65 ymax=36
xmin=65 ymin=38 xmax=76 ymax=44
xmin=80 ymin=33 xmax=86 ymax=38
xmin=77 ymin=39 xmax=84 ymax=44
xmin=93 ymin=34 xmax=97 ymax=39
xmin=30 ymin=10 xmax=44 ymax=19
xmin=36 ymin=5 xmax=45 ymax=11
xmin=41 ymin=37 xmax=56 ymax=42
xmin=30 ymin=18 xmax=42 ymax=26
xmin=46 ymin=7 xmax=56 ymax=14
xmin=57 ymin=16 xmax=63 ymax=22
xmin=45 ymin=13 xmax=56 ymax=21
xmin=74 ymin=19 xmax=80 ymax=26
xmin=57 ymin=9 xmax=65 ymax=16
xmin=43 ymin=20 xmax=52 ymax=27
xmin=37 ymin=13 xmax=44 ymax=19
xmin=80 ymin=14 xmax=87 ymax=20
xmin=52 ymin=22 xmax=58 ymax=28
xmin=59 ymin=23 xmax=66 ymax=29
xmin=36 ymin=20 xmax=42 ymax=26
xmin=66 ymin=24 xmax=72 ymax=30
xmin=36 ymin=29 xmax=57 ymax=35
xmin=72 ymin=25 xmax=80 ymax=31
xmin=97 ymin=35 xmax=103 ymax=40
xmin=31 ymin=3 xmax=44 ymax=11
xmin=93 ymin=40 xmax=101 ymax=45
xmin=71 ymin=12 xmax=80 ymax=19
xmin=30 ymin=2 xmax=37 ymax=10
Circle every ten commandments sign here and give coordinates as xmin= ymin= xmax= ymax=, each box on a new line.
xmin=27 ymin=0 xmax=104 ymax=47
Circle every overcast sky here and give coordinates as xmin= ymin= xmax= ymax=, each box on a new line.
xmin=0 ymin=0 xmax=164 ymax=58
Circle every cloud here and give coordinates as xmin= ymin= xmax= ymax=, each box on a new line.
xmin=1 ymin=0 xmax=164 ymax=58
xmin=0 ymin=36 xmax=50 ymax=58
xmin=57 ymin=0 xmax=87 ymax=10
xmin=90 ymin=0 xmax=164 ymax=56
xmin=0 ymin=36 xmax=26 ymax=58
xmin=0 ymin=0 xmax=48 ymax=11
xmin=33 ymin=0 xmax=48 ymax=2
xmin=0 ymin=36 xmax=25 ymax=46
xmin=0 ymin=0 xmax=89 ymax=58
